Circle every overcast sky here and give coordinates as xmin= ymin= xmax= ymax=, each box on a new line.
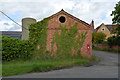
xmin=0 ymin=0 xmax=119 ymax=31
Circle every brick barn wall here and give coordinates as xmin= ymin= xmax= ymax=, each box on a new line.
xmin=80 ymin=30 xmax=92 ymax=58
xmin=46 ymin=13 xmax=92 ymax=58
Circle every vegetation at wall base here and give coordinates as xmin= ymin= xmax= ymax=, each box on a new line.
xmin=93 ymin=46 xmax=120 ymax=53
xmin=2 ymin=56 xmax=97 ymax=76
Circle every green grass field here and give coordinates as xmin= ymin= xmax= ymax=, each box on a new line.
xmin=2 ymin=57 xmax=96 ymax=76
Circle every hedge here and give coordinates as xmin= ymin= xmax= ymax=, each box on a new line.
xmin=107 ymin=36 xmax=120 ymax=46
xmin=92 ymin=32 xmax=106 ymax=44
xmin=2 ymin=36 xmax=34 ymax=61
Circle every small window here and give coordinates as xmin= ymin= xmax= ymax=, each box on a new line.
xmin=101 ymin=27 xmax=105 ymax=31
xmin=59 ymin=16 xmax=66 ymax=23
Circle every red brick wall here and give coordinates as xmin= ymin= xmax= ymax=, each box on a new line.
xmin=80 ymin=30 xmax=92 ymax=58
xmin=46 ymin=13 xmax=92 ymax=58
xmin=94 ymin=44 xmax=120 ymax=50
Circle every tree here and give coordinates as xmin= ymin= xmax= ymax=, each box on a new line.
xmin=111 ymin=25 xmax=120 ymax=36
xmin=107 ymin=36 xmax=120 ymax=47
xmin=109 ymin=1 xmax=120 ymax=46
xmin=111 ymin=1 xmax=120 ymax=36
xmin=111 ymin=1 xmax=120 ymax=24
xmin=92 ymin=32 xmax=106 ymax=44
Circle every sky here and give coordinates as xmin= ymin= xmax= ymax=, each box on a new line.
xmin=0 ymin=0 xmax=119 ymax=31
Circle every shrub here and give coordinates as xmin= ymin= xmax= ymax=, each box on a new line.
xmin=92 ymin=32 xmax=106 ymax=44
xmin=107 ymin=36 xmax=120 ymax=47
xmin=2 ymin=36 xmax=34 ymax=61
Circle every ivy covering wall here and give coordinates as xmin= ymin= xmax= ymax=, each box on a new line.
xmin=29 ymin=18 xmax=87 ymax=58
xmin=51 ymin=23 xmax=87 ymax=57
xmin=29 ymin=17 xmax=50 ymax=57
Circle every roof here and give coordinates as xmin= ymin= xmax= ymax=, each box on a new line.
xmin=0 ymin=31 xmax=22 ymax=39
xmin=49 ymin=9 xmax=92 ymax=28
xmin=1 ymin=31 xmax=22 ymax=35
xmin=105 ymin=24 xmax=117 ymax=31
xmin=96 ymin=23 xmax=118 ymax=31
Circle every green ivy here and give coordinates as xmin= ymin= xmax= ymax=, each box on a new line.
xmin=51 ymin=23 xmax=87 ymax=57
xmin=29 ymin=18 xmax=87 ymax=58
xmin=29 ymin=17 xmax=50 ymax=57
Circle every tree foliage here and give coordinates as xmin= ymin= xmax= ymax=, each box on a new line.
xmin=110 ymin=1 xmax=120 ymax=37
xmin=111 ymin=1 xmax=120 ymax=24
xmin=92 ymin=32 xmax=106 ymax=44
xmin=107 ymin=36 xmax=120 ymax=46
xmin=111 ymin=25 xmax=120 ymax=36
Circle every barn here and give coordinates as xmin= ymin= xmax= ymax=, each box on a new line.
xmin=22 ymin=9 xmax=93 ymax=58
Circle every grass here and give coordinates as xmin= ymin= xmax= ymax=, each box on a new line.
xmin=2 ymin=56 xmax=97 ymax=76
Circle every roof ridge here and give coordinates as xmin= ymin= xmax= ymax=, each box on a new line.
xmin=105 ymin=24 xmax=113 ymax=25
xmin=49 ymin=10 xmax=91 ymax=28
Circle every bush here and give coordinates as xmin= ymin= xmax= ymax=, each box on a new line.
xmin=107 ymin=36 xmax=120 ymax=47
xmin=2 ymin=36 xmax=34 ymax=61
xmin=92 ymin=32 xmax=106 ymax=44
